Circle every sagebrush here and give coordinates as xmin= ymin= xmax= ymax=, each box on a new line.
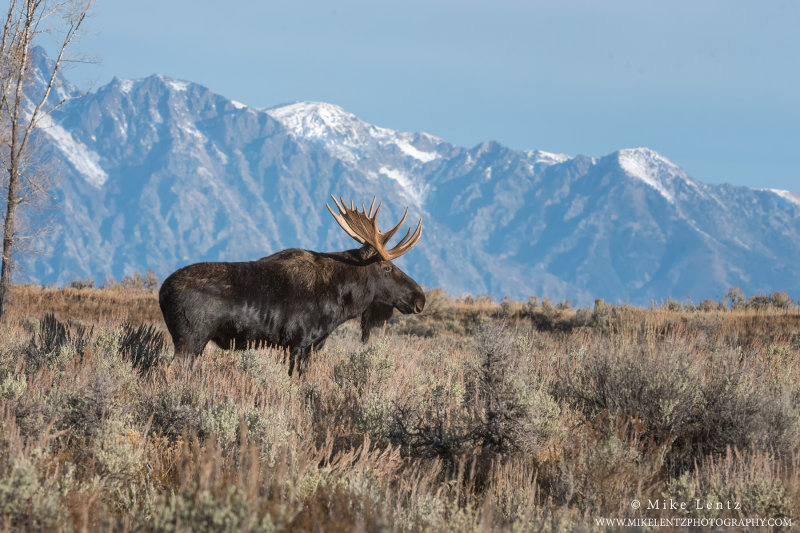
xmin=0 ymin=286 xmax=797 ymax=531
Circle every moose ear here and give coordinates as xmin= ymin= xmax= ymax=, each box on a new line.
xmin=356 ymin=243 xmax=380 ymax=262
xmin=360 ymin=302 xmax=394 ymax=342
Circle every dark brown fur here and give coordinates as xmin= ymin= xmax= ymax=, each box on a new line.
xmin=159 ymin=245 xmax=425 ymax=375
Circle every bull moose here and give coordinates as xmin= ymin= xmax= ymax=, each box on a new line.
xmin=158 ymin=196 xmax=426 ymax=375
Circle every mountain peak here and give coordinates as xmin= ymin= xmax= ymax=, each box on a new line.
xmin=266 ymin=101 xmax=445 ymax=170
xmin=109 ymin=76 xmax=136 ymax=94
xmin=616 ymin=147 xmax=698 ymax=203
xmin=150 ymin=74 xmax=196 ymax=93
xmin=101 ymin=74 xmax=199 ymax=99
xmin=30 ymin=45 xmax=80 ymax=103
xmin=617 ymin=147 xmax=681 ymax=172
xmin=266 ymin=101 xmax=381 ymax=144
xmin=525 ymin=149 xmax=571 ymax=166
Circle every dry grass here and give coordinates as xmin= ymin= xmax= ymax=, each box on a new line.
xmin=0 ymin=285 xmax=797 ymax=531
xmin=8 ymin=285 xmax=162 ymax=324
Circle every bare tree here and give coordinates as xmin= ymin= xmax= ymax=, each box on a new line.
xmin=0 ymin=0 xmax=92 ymax=319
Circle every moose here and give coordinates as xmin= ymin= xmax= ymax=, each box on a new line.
xmin=159 ymin=196 xmax=426 ymax=375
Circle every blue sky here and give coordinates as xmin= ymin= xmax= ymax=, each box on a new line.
xmin=61 ymin=0 xmax=799 ymax=191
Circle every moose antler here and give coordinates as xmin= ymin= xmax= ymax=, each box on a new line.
xmin=327 ymin=195 xmax=422 ymax=260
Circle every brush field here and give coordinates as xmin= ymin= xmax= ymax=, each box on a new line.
xmin=0 ymin=285 xmax=797 ymax=531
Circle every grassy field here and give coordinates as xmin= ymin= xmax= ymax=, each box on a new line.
xmin=0 ymin=285 xmax=797 ymax=531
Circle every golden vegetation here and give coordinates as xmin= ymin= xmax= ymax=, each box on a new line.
xmin=0 ymin=285 xmax=797 ymax=531
xmin=7 ymin=285 xmax=162 ymax=324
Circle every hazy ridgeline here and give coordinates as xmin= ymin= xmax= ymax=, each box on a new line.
xmin=0 ymin=285 xmax=797 ymax=531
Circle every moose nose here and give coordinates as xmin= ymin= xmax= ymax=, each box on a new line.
xmin=413 ymin=294 xmax=426 ymax=314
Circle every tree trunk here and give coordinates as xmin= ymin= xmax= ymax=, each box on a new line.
xmin=0 ymin=159 xmax=18 ymax=318
xmin=0 ymin=66 xmax=21 ymax=320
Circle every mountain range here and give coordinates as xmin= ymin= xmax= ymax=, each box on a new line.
xmin=16 ymin=49 xmax=800 ymax=306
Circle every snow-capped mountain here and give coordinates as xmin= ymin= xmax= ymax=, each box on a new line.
xmin=17 ymin=49 xmax=800 ymax=306
xmin=265 ymin=101 xmax=448 ymax=208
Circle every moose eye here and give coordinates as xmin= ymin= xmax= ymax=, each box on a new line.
xmin=382 ymin=264 xmax=392 ymax=273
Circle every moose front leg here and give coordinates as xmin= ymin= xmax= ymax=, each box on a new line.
xmin=287 ymin=333 xmax=330 ymax=376
xmin=288 ymin=345 xmax=310 ymax=376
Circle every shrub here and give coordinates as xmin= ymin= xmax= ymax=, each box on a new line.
xmin=467 ymin=323 xmax=530 ymax=456
xmin=747 ymin=291 xmax=794 ymax=310
xmin=198 ymin=399 xmax=239 ymax=449
xmin=390 ymin=324 xmax=559 ymax=474
xmin=119 ymin=323 xmax=169 ymax=374
xmin=590 ymin=299 xmax=613 ymax=332
xmin=120 ymin=269 xmax=160 ymax=291
xmin=333 ymin=338 xmax=394 ymax=395
xmin=147 ymin=488 xmax=270 ymax=532
xmin=500 ymin=297 xmax=524 ymax=318
xmin=138 ymin=387 xmax=200 ymax=441
xmin=25 ymin=313 xmax=91 ymax=373
xmin=664 ymin=448 xmax=792 ymax=519
xmin=530 ymin=298 xmax=563 ymax=331
xmin=524 ymin=296 xmax=540 ymax=314
xmin=390 ymin=383 xmax=471 ymax=464
xmin=554 ymin=335 xmax=703 ymax=469
xmin=69 ymin=279 xmax=95 ymax=289
xmin=0 ymin=454 xmax=68 ymax=529
xmin=556 ymin=300 xmax=572 ymax=311
xmin=699 ymin=299 xmax=720 ymax=312
xmin=422 ymin=288 xmax=450 ymax=319
xmin=724 ymin=286 xmax=746 ymax=310
xmin=556 ymin=335 xmax=800 ymax=475
xmin=547 ymin=412 xmax=665 ymax=511
xmin=94 ymin=417 xmax=144 ymax=481
xmin=328 ymin=339 xmax=399 ymax=445
xmin=60 ymin=364 xmax=129 ymax=441
xmin=688 ymin=352 xmax=799 ymax=464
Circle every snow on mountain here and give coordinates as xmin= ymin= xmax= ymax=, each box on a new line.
xmin=164 ymin=77 xmax=190 ymax=92
xmin=767 ymin=189 xmax=800 ymax=208
xmin=116 ymin=78 xmax=135 ymax=94
xmin=524 ymin=149 xmax=571 ymax=167
xmin=266 ymin=101 xmax=442 ymax=207
xmin=267 ymin=102 xmax=369 ymax=143
xmin=395 ymin=139 xmax=438 ymax=163
xmin=617 ymin=147 xmax=702 ymax=204
xmin=38 ymin=113 xmax=108 ymax=187
xmin=18 ymin=49 xmax=800 ymax=306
